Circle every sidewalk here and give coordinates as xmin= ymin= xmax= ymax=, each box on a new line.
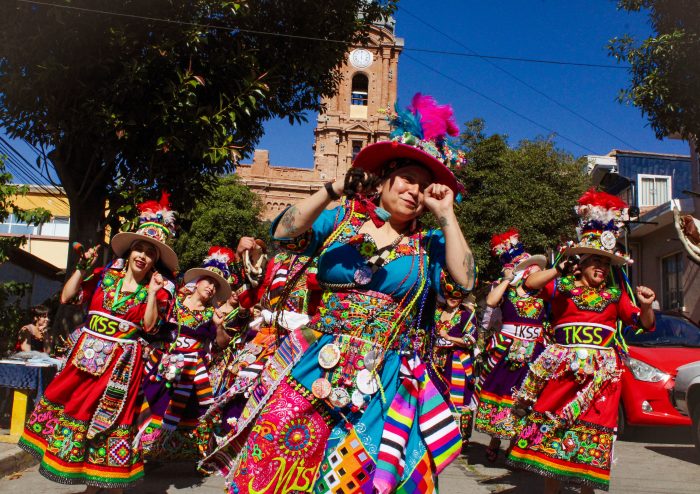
xmin=0 ymin=442 xmax=35 ymax=478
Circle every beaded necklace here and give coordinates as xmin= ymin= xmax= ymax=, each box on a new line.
xmin=100 ymin=269 xmax=148 ymax=314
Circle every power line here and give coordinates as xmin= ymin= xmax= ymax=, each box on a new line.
xmin=403 ymin=53 xmax=597 ymax=154
xmin=15 ymin=0 xmax=630 ymax=70
xmin=0 ymin=137 xmax=69 ymax=205
xmin=401 ymin=8 xmax=639 ymax=151
xmin=406 ymin=47 xmax=628 ymax=70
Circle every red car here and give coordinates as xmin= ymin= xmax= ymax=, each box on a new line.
xmin=619 ymin=311 xmax=700 ymax=435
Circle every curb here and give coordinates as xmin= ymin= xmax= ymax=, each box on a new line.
xmin=0 ymin=446 xmax=36 ymax=478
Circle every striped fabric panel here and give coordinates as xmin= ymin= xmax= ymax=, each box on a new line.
xmin=415 ymin=358 xmax=462 ymax=473
xmin=193 ymin=360 xmax=214 ymax=406
xmin=449 ymin=351 xmax=468 ymax=408
xmin=475 ymin=333 xmax=509 ymax=394
xmin=375 ymin=360 xmax=419 ymax=494
xmin=162 ymin=354 xmax=198 ymax=431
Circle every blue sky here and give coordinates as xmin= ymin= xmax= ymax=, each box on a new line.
xmin=247 ymin=0 xmax=690 ymax=168
xmin=2 ymin=1 xmax=690 ymax=182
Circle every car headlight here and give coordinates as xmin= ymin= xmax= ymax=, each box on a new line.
xmin=627 ymin=358 xmax=670 ymax=383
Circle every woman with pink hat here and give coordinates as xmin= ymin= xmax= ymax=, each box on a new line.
xmin=474 ymin=229 xmax=548 ymax=462
xmin=205 ymin=94 xmax=476 ymax=493
xmin=507 ymin=189 xmax=656 ymax=493
xmin=137 ymin=246 xmax=235 ymax=461
xmin=19 ymin=193 xmax=179 ymax=492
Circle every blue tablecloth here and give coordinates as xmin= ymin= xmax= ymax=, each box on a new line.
xmin=0 ymin=362 xmax=57 ymax=399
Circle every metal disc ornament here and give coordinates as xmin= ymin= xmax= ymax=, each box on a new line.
xmin=356 ymin=369 xmax=379 ymax=395
xmin=600 ymin=230 xmax=617 ymax=250
xmin=318 ymin=344 xmax=341 ymax=369
xmin=353 ymin=266 xmax=373 ymax=285
xmin=312 ymin=378 xmax=332 ymax=399
xmin=329 ymin=387 xmax=351 ymax=408
xmin=364 ymin=350 xmax=379 ymax=371
xmin=92 ymin=340 xmax=104 ymax=352
xmin=351 ymin=389 xmax=366 ymax=408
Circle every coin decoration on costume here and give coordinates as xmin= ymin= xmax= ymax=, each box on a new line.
xmin=329 ymin=387 xmax=351 ymax=408
xmin=356 ymin=368 xmax=379 ymax=395
xmin=312 ymin=378 xmax=332 ymax=399
xmin=318 ymin=343 xmax=342 ymax=369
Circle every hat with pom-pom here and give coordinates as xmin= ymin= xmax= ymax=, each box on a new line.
xmin=352 ymin=93 xmax=466 ymax=194
xmin=491 ymin=229 xmax=546 ymax=275
xmin=564 ymin=188 xmax=630 ymax=265
xmin=111 ymin=192 xmax=179 ymax=272
xmin=183 ymin=247 xmax=235 ymax=302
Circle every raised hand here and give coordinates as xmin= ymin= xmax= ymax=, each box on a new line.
xmin=236 ymin=237 xmax=257 ymax=258
xmin=213 ymin=307 xmax=225 ymax=327
xmin=77 ymin=245 xmax=101 ymax=271
xmin=636 ymin=285 xmax=656 ymax=306
xmin=422 ymin=183 xmax=454 ymax=218
xmin=148 ymin=271 xmax=165 ymax=295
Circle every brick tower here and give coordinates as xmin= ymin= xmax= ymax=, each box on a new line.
xmin=237 ymin=20 xmax=404 ymax=220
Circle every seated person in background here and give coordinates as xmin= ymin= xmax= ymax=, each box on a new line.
xmin=16 ymin=305 xmax=51 ymax=353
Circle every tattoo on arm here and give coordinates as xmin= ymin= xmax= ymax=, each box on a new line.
xmin=438 ymin=216 xmax=449 ymax=228
xmin=278 ymin=206 xmax=300 ymax=237
xmin=463 ymin=250 xmax=475 ymax=286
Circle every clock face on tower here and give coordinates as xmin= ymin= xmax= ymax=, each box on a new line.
xmin=349 ymin=49 xmax=373 ymax=69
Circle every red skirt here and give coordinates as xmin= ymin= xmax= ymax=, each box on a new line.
xmin=507 ymin=344 xmax=621 ymax=491
xmin=19 ymin=330 xmax=146 ymax=489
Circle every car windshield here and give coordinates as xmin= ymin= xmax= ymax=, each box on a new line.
xmin=624 ymin=313 xmax=700 ymax=348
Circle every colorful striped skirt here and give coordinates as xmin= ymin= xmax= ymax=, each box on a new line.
xmin=506 ymin=344 xmax=621 ymax=491
xmin=474 ymin=332 xmax=544 ymax=439
xmin=18 ymin=330 xmax=145 ymax=489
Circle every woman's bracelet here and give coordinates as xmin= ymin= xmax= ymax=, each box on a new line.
xmin=324 ymin=181 xmax=340 ymax=201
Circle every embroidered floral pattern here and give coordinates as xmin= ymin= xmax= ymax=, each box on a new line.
xmin=24 ymin=397 xmax=141 ymax=468
xmin=474 ymin=392 xmax=521 ymax=439
xmin=506 ymin=289 xmax=544 ymax=319
xmin=514 ymin=412 xmax=613 ymax=470
xmin=174 ymin=294 xmax=214 ymax=327
xmin=558 ymin=276 xmax=621 ymax=313
xmin=100 ymin=269 xmax=148 ymax=315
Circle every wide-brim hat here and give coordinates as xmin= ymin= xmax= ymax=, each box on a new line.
xmin=111 ymin=232 xmax=179 ymax=272
xmin=513 ymin=254 xmax=547 ymax=273
xmin=353 ymin=141 xmax=461 ymax=194
xmin=563 ymin=246 xmax=629 ymax=266
xmin=183 ymin=267 xmax=232 ymax=303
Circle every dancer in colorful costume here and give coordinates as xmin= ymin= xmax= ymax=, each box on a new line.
xmin=431 ymin=296 xmax=478 ymax=443
xmin=19 ymin=194 xmax=178 ymax=491
xmin=474 ymin=230 xmax=547 ymax=461
xmin=203 ymin=93 xmax=476 ymax=494
xmin=507 ymin=189 xmax=656 ymax=493
xmin=200 ymin=249 xmax=320 ymax=459
xmin=137 ymin=247 xmax=235 ymax=461
xmin=474 ymin=230 xmax=547 ymax=459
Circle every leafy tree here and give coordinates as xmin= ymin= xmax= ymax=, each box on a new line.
xmin=0 ymin=159 xmax=51 ymax=355
xmin=0 ymin=0 xmax=397 ymax=259
xmin=174 ymin=175 xmax=268 ymax=271
xmin=609 ymin=1 xmax=700 ymax=142
xmin=454 ymin=119 xmax=590 ymax=285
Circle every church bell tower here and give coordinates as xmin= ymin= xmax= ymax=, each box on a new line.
xmin=313 ymin=19 xmax=404 ymax=181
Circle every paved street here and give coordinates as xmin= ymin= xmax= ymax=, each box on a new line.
xmin=1 ymin=427 xmax=698 ymax=493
